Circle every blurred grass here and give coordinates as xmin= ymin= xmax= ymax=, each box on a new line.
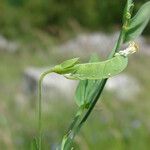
xmin=0 ymin=38 xmax=150 ymax=149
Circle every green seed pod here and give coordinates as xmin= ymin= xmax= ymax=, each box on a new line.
xmin=64 ymin=42 xmax=137 ymax=80
xmin=53 ymin=42 xmax=137 ymax=80
xmin=70 ymin=55 xmax=128 ymax=80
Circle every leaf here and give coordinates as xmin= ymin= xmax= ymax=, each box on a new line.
xmin=75 ymin=53 xmax=101 ymax=107
xmin=61 ymin=134 xmax=74 ymax=150
xmin=60 ymin=58 xmax=80 ymax=69
xmin=30 ymin=138 xmax=38 ymax=150
xmin=124 ymin=1 xmax=150 ymax=42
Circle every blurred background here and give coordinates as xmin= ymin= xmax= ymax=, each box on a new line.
xmin=0 ymin=0 xmax=150 ymax=149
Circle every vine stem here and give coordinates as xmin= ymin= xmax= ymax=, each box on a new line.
xmin=61 ymin=29 xmax=125 ymax=149
xmin=61 ymin=3 xmax=132 ymax=145
xmin=78 ymin=29 xmax=125 ymax=127
xmin=73 ymin=30 xmax=124 ymax=144
xmin=38 ymin=69 xmax=54 ymax=150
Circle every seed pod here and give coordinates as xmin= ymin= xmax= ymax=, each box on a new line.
xmin=70 ymin=55 xmax=128 ymax=80
xmin=53 ymin=42 xmax=137 ymax=80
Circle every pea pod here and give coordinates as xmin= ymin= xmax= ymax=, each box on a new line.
xmin=53 ymin=42 xmax=137 ymax=80
xmin=69 ymin=55 xmax=128 ymax=80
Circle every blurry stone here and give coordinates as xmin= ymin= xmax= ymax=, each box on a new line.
xmin=23 ymin=67 xmax=77 ymax=101
xmin=106 ymin=74 xmax=140 ymax=100
xmin=0 ymin=35 xmax=19 ymax=53
xmin=23 ymin=67 xmax=140 ymax=102
xmin=53 ymin=32 xmax=119 ymax=57
xmin=53 ymin=32 xmax=150 ymax=57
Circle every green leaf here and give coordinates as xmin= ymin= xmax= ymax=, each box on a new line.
xmin=61 ymin=134 xmax=74 ymax=150
xmin=30 ymin=138 xmax=38 ymax=150
xmin=60 ymin=58 xmax=79 ymax=69
xmin=75 ymin=53 xmax=101 ymax=107
xmin=124 ymin=1 xmax=150 ymax=42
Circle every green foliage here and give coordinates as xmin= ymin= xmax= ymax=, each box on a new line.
xmin=124 ymin=1 xmax=150 ymax=42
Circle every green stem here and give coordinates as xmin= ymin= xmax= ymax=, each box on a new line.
xmin=66 ymin=108 xmax=83 ymax=133
xmin=61 ymin=28 xmax=126 ymax=149
xmin=79 ymin=29 xmax=125 ymax=126
xmin=38 ymin=69 xmax=54 ymax=150
xmin=61 ymin=107 xmax=85 ymax=149
xmin=60 ymin=1 xmax=131 ymax=146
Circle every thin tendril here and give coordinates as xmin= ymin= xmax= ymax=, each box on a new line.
xmin=38 ymin=69 xmax=53 ymax=150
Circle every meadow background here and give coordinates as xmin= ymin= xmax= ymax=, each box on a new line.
xmin=0 ymin=0 xmax=150 ymax=149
